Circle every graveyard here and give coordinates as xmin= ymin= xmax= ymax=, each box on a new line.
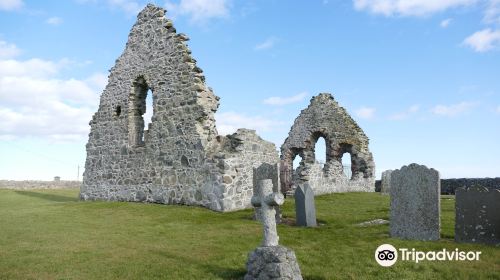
xmin=0 ymin=188 xmax=498 ymax=279
xmin=1 ymin=2 xmax=500 ymax=279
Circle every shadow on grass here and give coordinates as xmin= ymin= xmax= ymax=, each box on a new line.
xmin=14 ymin=190 xmax=78 ymax=203
xmin=201 ymin=264 xmax=247 ymax=280
xmin=153 ymin=249 xmax=247 ymax=279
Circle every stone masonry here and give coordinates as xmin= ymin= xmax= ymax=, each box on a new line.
xmin=280 ymin=93 xmax=375 ymax=195
xmin=81 ymin=4 xmax=279 ymax=212
xmin=390 ymin=163 xmax=440 ymax=241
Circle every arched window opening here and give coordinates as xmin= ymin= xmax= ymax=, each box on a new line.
xmin=314 ymin=136 xmax=326 ymax=168
xmin=292 ymin=154 xmax=303 ymax=172
xmin=128 ymin=77 xmax=153 ymax=147
xmin=341 ymin=152 xmax=352 ymax=179
xmin=143 ymin=89 xmax=153 ymax=136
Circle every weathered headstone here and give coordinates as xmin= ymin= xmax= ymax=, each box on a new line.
xmin=455 ymin=186 xmax=500 ymax=245
xmin=380 ymin=170 xmax=392 ymax=195
xmin=244 ymin=179 xmax=302 ymax=280
xmin=295 ymin=183 xmax=317 ymax=227
xmin=390 ymin=163 xmax=440 ymax=241
xmin=253 ymin=163 xmax=281 ymax=223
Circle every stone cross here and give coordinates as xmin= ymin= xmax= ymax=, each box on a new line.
xmin=251 ymin=179 xmax=284 ymax=247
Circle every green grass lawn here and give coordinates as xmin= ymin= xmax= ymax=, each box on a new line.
xmin=0 ymin=189 xmax=498 ymax=280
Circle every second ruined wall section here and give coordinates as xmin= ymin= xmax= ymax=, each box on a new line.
xmin=210 ymin=129 xmax=280 ymax=211
xmin=280 ymin=93 xmax=375 ymax=195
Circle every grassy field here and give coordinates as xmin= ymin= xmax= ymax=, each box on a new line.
xmin=0 ymin=189 xmax=498 ymax=280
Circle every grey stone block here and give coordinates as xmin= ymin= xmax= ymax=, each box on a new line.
xmin=381 ymin=169 xmax=392 ymax=194
xmin=455 ymin=186 xmax=500 ymax=245
xmin=244 ymin=246 xmax=302 ymax=280
xmin=295 ymin=183 xmax=317 ymax=227
xmin=390 ymin=163 xmax=440 ymax=241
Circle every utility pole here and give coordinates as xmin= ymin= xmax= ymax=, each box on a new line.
xmin=77 ymin=165 xmax=80 ymax=181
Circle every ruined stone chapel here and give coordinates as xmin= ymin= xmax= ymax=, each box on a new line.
xmin=81 ymin=4 xmax=375 ymax=212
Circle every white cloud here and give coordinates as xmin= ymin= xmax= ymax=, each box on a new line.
xmin=353 ymin=0 xmax=477 ymax=17
xmin=0 ymin=41 xmax=21 ymax=59
xmin=496 ymin=105 xmax=500 ymax=113
xmin=215 ymin=111 xmax=284 ymax=135
xmin=0 ymin=42 xmax=103 ymax=141
xmin=263 ymin=92 xmax=308 ymax=106
xmin=440 ymin=18 xmax=453 ymax=27
xmin=255 ymin=37 xmax=278 ymax=51
xmin=46 ymin=16 xmax=63 ymax=25
xmin=108 ymin=0 xmax=143 ymax=15
xmin=355 ymin=106 xmax=376 ymax=119
xmin=0 ymin=58 xmax=64 ymax=78
xmin=352 ymin=0 xmax=500 ymax=52
xmin=0 ymin=0 xmax=23 ymax=11
xmin=78 ymin=0 xmax=143 ymax=15
xmin=165 ymin=0 xmax=230 ymax=23
xmin=431 ymin=101 xmax=478 ymax=117
xmin=85 ymin=72 xmax=108 ymax=91
xmin=389 ymin=104 xmax=420 ymax=120
xmin=484 ymin=0 xmax=500 ymax=24
xmin=463 ymin=28 xmax=500 ymax=52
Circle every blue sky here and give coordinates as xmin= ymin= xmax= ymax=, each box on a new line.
xmin=0 ymin=0 xmax=499 ymax=180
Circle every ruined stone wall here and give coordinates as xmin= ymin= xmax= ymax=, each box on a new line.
xmin=0 ymin=180 xmax=81 ymax=190
xmin=441 ymin=178 xmax=500 ymax=194
xmin=281 ymin=93 xmax=375 ymax=195
xmin=81 ymin=5 xmax=278 ymax=212
xmin=375 ymin=177 xmax=500 ymax=194
xmin=215 ymin=129 xmax=279 ymax=211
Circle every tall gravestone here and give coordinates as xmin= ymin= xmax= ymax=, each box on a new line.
xmin=380 ymin=170 xmax=392 ymax=195
xmin=390 ymin=163 xmax=440 ymax=241
xmin=245 ymin=179 xmax=302 ymax=280
xmin=455 ymin=186 xmax=500 ymax=245
xmin=295 ymin=183 xmax=317 ymax=227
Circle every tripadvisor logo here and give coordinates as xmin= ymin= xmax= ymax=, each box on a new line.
xmin=375 ymin=244 xmax=482 ymax=267
xmin=375 ymin=244 xmax=398 ymax=267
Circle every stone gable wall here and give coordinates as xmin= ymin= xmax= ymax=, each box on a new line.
xmin=81 ymin=5 xmax=278 ymax=212
xmin=281 ymin=93 xmax=375 ymax=195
